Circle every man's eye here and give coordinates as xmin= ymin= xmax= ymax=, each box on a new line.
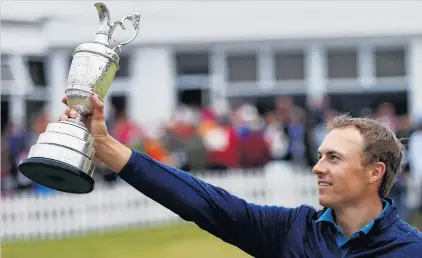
xmin=330 ymin=155 xmax=339 ymax=161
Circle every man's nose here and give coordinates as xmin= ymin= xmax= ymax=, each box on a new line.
xmin=312 ymin=160 xmax=326 ymax=175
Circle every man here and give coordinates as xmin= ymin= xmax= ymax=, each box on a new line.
xmin=60 ymin=95 xmax=422 ymax=257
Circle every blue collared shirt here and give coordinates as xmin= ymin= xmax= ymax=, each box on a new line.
xmin=120 ymin=150 xmax=422 ymax=257
xmin=316 ymin=200 xmax=390 ymax=247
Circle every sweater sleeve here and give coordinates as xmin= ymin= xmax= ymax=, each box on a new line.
xmin=118 ymin=150 xmax=301 ymax=257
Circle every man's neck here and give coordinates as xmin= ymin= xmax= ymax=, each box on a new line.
xmin=334 ymin=196 xmax=383 ymax=238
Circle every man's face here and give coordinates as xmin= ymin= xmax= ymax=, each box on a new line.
xmin=313 ymin=126 xmax=370 ymax=209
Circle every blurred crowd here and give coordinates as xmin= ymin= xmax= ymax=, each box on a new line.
xmin=2 ymin=95 xmax=422 ymax=217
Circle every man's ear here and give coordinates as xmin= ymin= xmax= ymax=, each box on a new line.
xmin=368 ymin=162 xmax=386 ymax=185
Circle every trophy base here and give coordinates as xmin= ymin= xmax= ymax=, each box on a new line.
xmin=19 ymin=157 xmax=95 ymax=194
xmin=18 ymin=120 xmax=97 ymax=194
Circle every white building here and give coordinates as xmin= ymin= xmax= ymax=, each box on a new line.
xmin=2 ymin=1 xmax=422 ymax=131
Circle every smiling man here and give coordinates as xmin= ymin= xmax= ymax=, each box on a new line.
xmin=60 ymin=96 xmax=422 ymax=257
xmin=312 ymin=116 xmax=417 ymax=254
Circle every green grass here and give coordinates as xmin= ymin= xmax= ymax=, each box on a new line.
xmin=2 ymin=214 xmax=421 ymax=258
xmin=1 ymin=223 xmax=251 ymax=258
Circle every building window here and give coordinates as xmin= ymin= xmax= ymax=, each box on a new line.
xmin=25 ymin=100 xmax=47 ymax=131
xmin=26 ymin=56 xmax=47 ymax=86
xmin=1 ymin=54 xmax=13 ymax=81
xmin=226 ymin=53 xmax=258 ymax=82
xmin=326 ymin=49 xmax=358 ymax=79
xmin=374 ymin=48 xmax=406 ymax=78
xmin=274 ymin=51 xmax=305 ymax=80
xmin=1 ymin=64 xmax=13 ymax=81
xmin=175 ymin=52 xmax=209 ymax=75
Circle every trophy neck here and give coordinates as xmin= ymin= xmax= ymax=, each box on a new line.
xmin=66 ymin=116 xmax=87 ymax=129
xmin=93 ymin=34 xmax=110 ymax=47
xmin=73 ymin=43 xmax=120 ymax=64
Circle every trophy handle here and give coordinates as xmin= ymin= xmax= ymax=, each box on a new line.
xmin=109 ymin=13 xmax=141 ymax=52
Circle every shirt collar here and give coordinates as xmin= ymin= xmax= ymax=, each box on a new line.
xmin=316 ymin=200 xmax=390 ymax=235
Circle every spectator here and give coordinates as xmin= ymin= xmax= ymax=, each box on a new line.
xmin=204 ymin=114 xmax=240 ymax=171
xmin=161 ymin=105 xmax=208 ymax=172
xmin=264 ymin=110 xmax=289 ymax=160
xmin=236 ymin=104 xmax=272 ymax=169
xmin=408 ymin=116 xmax=422 ymax=212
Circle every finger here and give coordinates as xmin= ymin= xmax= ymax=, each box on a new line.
xmin=91 ymin=94 xmax=105 ymax=119
xmin=62 ymin=96 xmax=68 ymax=105
xmin=65 ymin=108 xmax=78 ymax=118
xmin=58 ymin=114 xmax=68 ymax=121
xmin=92 ymin=94 xmax=104 ymax=111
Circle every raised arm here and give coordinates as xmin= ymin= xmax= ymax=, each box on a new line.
xmin=60 ymin=95 xmax=303 ymax=257
xmin=94 ymin=134 xmax=299 ymax=256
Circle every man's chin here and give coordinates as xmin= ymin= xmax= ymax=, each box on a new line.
xmin=318 ymin=196 xmax=334 ymax=208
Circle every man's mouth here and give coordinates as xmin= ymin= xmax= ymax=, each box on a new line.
xmin=318 ymin=182 xmax=333 ymax=187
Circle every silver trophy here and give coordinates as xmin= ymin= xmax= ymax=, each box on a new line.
xmin=18 ymin=3 xmax=140 ymax=194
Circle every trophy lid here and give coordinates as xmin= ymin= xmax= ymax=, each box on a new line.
xmin=93 ymin=3 xmax=140 ymax=52
xmin=73 ymin=3 xmax=140 ymax=62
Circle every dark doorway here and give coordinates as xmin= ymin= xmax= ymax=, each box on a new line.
xmin=178 ymin=89 xmax=209 ymax=108
xmin=110 ymin=95 xmax=127 ymax=115
xmin=25 ymin=100 xmax=47 ymax=131
xmin=1 ymin=98 xmax=9 ymax=133
xmin=229 ymin=94 xmax=307 ymax=115
xmin=328 ymin=91 xmax=408 ymax=116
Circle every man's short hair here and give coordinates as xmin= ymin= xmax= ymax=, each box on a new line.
xmin=326 ymin=114 xmax=405 ymax=197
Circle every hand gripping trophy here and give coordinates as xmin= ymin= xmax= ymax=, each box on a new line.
xmin=18 ymin=3 xmax=140 ymax=194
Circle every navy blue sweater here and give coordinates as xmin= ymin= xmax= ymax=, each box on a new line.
xmin=119 ymin=150 xmax=422 ymax=257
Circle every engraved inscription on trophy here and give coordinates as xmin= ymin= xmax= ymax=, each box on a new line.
xmin=67 ymin=55 xmax=90 ymax=87
xmin=66 ymin=54 xmax=116 ymax=105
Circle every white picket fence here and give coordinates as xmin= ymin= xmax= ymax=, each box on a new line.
xmin=1 ymin=162 xmax=421 ymax=242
